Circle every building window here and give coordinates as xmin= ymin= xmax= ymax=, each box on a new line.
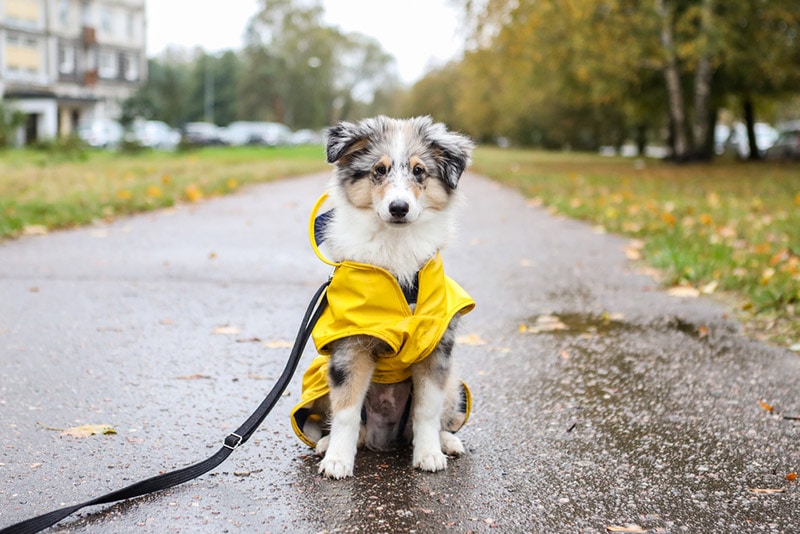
xmin=3 ymin=0 xmax=41 ymax=29
xmin=5 ymin=32 xmax=41 ymax=75
xmin=127 ymin=12 xmax=135 ymax=40
xmin=58 ymin=44 xmax=75 ymax=73
xmin=98 ymin=49 xmax=117 ymax=78
xmin=100 ymin=7 xmax=112 ymax=33
xmin=124 ymin=52 xmax=139 ymax=81
xmin=58 ymin=0 xmax=70 ymax=26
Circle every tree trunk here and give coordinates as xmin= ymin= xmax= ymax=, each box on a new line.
xmin=743 ymin=96 xmax=760 ymax=160
xmin=691 ymin=0 xmax=714 ymax=160
xmin=656 ymin=0 xmax=689 ymax=160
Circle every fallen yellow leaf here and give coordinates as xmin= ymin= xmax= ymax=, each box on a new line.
xmin=61 ymin=424 xmax=117 ymax=438
xmin=624 ymin=246 xmax=642 ymax=260
xmin=759 ymin=400 xmax=774 ymax=413
xmin=22 ymin=225 xmax=48 ymax=236
xmin=456 ymin=333 xmax=487 ymax=346
xmin=213 ymin=325 xmax=240 ymax=335
xmin=700 ymin=281 xmax=718 ymax=294
xmin=524 ymin=315 xmax=569 ymax=334
xmin=786 ymin=472 xmax=797 ymax=481
xmin=185 ymin=184 xmax=203 ymax=203
xmin=666 ymin=286 xmax=700 ymax=298
xmin=145 ymin=185 xmax=162 ymax=198
xmin=749 ymin=488 xmax=785 ymax=494
xmin=262 ymin=340 xmax=294 ymax=349
xmin=606 ymin=525 xmax=647 ymax=533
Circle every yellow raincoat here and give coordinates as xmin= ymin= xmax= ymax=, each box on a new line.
xmin=290 ymin=194 xmax=475 ymax=447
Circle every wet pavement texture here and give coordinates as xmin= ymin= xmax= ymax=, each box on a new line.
xmin=1 ymin=172 xmax=798 ymax=533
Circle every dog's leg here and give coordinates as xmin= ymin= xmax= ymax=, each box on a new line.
xmin=439 ymin=430 xmax=465 ymax=456
xmin=318 ymin=338 xmax=376 ymax=479
xmin=411 ymin=320 xmax=458 ymax=472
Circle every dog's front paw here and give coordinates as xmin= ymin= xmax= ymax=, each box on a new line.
xmin=315 ymin=435 xmax=330 ymax=456
xmin=440 ymin=431 xmax=465 ymax=456
xmin=413 ymin=450 xmax=448 ymax=472
xmin=318 ymin=454 xmax=354 ymax=479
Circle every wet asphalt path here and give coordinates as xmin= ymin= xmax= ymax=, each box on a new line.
xmin=1 ymin=171 xmax=798 ymax=533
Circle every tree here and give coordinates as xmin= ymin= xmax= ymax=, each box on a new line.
xmin=0 ymin=101 xmax=26 ymax=147
xmin=448 ymin=0 xmax=800 ymax=158
xmin=186 ymin=51 xmax=242 ymax=125
xmin=242 ymin=0 xmax=397 ymax=128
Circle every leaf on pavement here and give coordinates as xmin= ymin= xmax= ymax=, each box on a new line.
xmin=177 ymin=373 xmax=211 ymax=380
xmin=456 ymin=333 xmax=487 ymax=346
xmin=606 ymin=525 xmax=647 ymax=533
xmin=748 ymin=488 xmax=785 ymax=494
xmin=523 ymin=315 xmax=568 ymax=334
xmin=262 ymin=339 xmax=293 ymax=349
xmin=759 ymin=400 xmax=774 ymax=413
xmin=213 ymin=325 xmax=240 ymax=335
xmin=22 ymin=225 xmax=48 ymax=236
xmin=700 ymin=280 xmax=718 ymax=294
xmin=61 ymin=424 xmax=117 ymax=438
xmin=786 ymin=472 xmax=797 ymax=481
xmin=666 ymin=286 xmax=700 ymax=298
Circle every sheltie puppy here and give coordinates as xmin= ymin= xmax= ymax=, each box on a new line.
xmin=304 ymin=116 xmax=475 ymax=479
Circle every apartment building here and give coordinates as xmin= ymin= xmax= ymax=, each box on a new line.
xmin=0 ymin=0 xmax=146 ymax=144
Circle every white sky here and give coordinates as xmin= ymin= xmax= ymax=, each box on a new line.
xmin=145 ymin=0 xmax=465 ymax=84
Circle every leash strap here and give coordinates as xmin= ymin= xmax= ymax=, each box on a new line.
xmin=1 ymin=280 xmax=330 ymax=534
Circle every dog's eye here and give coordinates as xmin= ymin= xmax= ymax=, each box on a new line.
xmin=375 ymin=164 xmax=387 ymax=177
xmin=412 ymin=165 xmax=425 ymax=180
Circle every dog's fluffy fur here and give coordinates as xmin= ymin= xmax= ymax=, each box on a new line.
xmin=311 ymin=116 xmax=474 ymax=479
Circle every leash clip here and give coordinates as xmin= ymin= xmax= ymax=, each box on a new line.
xmin=223 ymin=432 xmax=243 ymax=450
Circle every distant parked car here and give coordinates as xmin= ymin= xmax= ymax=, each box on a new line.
xmin=182 ymin=122 xmax=226 ymax=146
xmin=128 ymin=119 xmax=181 ymax=150
xmin=77 ymin=118 xmax=123 ymax=148
xmin=289 ymin=128 xmax=323 ymax=145
xmin=219 ymin=121 xmax=291 ymax=147
xmin=765 ymin=124 xmax=800 ymax=161
xmin=724 ymin=122 xmax=778 ymax=159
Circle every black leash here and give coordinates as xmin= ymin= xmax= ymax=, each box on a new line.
xmin=1 ymin=280 xmax=330 ymax=534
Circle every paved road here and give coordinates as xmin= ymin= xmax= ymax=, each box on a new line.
xmin=1 ymin=172 xmax=798 ymax=533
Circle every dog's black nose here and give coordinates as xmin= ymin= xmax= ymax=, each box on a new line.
xmin=389 ymin=200 xmax=409 ymax=218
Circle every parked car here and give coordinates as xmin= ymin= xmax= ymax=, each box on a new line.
xmin=220 ymin=121 xmax=292 ymax=146
xmin=182 ymin=122 xmax=226 ymax=146
xmin=724 ymin=122 xmax=778 ymax=159
xmin=128 ymin=119 xmax=181 ymax=150
xmin=289 ymin=128 xmax=323 ymax=145
xmin=77 ymin=118 xmax=123 ymax=148
xmin=765 ymin=125 xmax=800 ymax=161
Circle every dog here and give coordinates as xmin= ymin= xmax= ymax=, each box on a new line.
xmin=290 ymin=116 xmax=475 ymax=479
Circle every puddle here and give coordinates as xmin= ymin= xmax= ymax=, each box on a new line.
xmin=521 ymin=312 xmax=713 ymax=341
xmin=521 ymin=312 xmax=633 ymax=337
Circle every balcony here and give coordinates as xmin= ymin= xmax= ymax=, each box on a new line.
xmin=82 ymin=26 xmax=97 ymax=46
xmin=84 ymin=69 xmax=98 ymax=86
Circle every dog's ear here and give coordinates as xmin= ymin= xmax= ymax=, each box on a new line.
xmin=325 ymin=121 xmax=358 ymax=164
xmin=421 ymin=118 xmax=475 ymax=189
xmin=325 ymin=118 xmax=384 ymax=164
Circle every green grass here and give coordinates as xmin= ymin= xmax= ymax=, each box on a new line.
xmin=472 ymin=146 xmax=800 ymax=348
xmin=0 ymin=145 xmax=328 ymax=238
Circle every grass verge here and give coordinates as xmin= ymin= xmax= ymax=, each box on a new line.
xmin=0 ymin=145 xmax=328 ymax=238
xmin=472 ymin=146 xmax=800 ymax=349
